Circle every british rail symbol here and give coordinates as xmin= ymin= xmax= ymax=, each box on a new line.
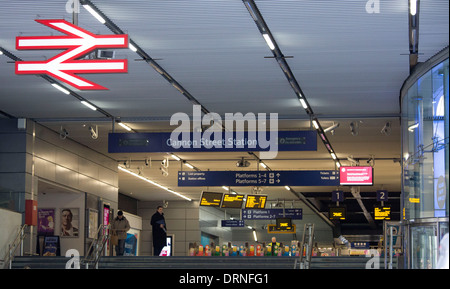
xmin=15 ymin=19 xmax=128 ymax=90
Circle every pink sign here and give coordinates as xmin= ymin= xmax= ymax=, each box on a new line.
xmin=339 ymin=166 xmax=373 ymax=185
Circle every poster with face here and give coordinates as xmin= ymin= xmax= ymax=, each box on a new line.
xmin=60 ymin=208 xmax=79 ymax=237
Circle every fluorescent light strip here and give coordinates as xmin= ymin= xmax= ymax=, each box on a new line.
xmin=410 ymin=0 xmax=417 ymax=16
xmin=170 ymin=154 xmax=181 ymax=161
xmin=408 ymin=123 xmax=419 ymax=132
xmin=83 ymin=4 xmax=106 ymax=24
xmin=129 ymin=43 xmax=138 ymax=52
xmin=312 ymin=119 xmax=319 ymax=130
xmin=185 ymin=163 xmax=194 ymax=169
xmin=118 ymin=122 xmax=132 ymax=131
xmin=118 ymin=166 xmax=192 ymax=201
xmin=222 ymin=186 xmax=229 ymax=191
xmin=299 ymin=98 xmax=308 ymax=109
xmin=81 ymin=100 xmax=97 ymax=111
xmin=262 ymin=34 xmax=275 ymax=50
xmin=244 ymin=1 xmax=258 ymax=21
xmin=51 ymin=83 xmax=70 ymax=94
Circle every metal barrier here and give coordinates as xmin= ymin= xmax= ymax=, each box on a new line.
xmin=83 ymin=224 xmax=110 ymax=269
xmin=1 ymin=224 xmax=28 ymax=269
xmin=295 ymin=223 xmax=314 ymax=269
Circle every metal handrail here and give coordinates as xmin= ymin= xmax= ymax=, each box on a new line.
xmin=296 ymin=223 xmax=314 ymax=269
xmin=83 ymin=224 xmax=110 ymax=269
xmin=1 ymin=224 xmax=28 ymax=269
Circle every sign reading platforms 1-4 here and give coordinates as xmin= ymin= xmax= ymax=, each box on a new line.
xmin=178 ymin=170 xmax=339 ymax=187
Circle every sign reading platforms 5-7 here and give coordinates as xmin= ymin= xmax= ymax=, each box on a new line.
xmin=178 ymin=170 xmax=339 ymax=187
xmin=15 ymin=19 xmax=128 ymax=90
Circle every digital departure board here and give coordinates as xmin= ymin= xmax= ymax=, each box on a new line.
xmin=374 ymin=206 xmax=391 ymax=220
xmin=200 ymin=191 xmax=223 ymax=207
xmin=267 ymin=224 xmax=296 ymax=234
xmin=244 ymin=195 xmax=267 ymax=209
xmin=329 ymin=207 xmax=346 ymax=220
xmin=276 ymin=218 xmax=293 ymax=230
xmin=221 ymin=194 xmax=244 ymax=208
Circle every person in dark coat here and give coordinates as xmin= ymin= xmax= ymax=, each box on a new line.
xmin=150 ymin=206 xmax=167 ymax=256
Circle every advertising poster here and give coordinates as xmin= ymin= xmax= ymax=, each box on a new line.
xmin=88 ymin=209 xmax=98 ymax=239
xmin=38 ymin=208 xmax=55 ymax=235
xmin=124 ymin=233 xmax=138 ymax=256
xmin=60 ymin=208 xmax=79 ymax=237
xmin=42 ymin=236 xmax=60 ymax=256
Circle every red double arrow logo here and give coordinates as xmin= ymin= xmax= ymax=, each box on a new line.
xmin=15 ymin=19 xmax=128 ymax=90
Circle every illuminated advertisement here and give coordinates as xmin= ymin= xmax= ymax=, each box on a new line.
xmin=339 ymin=166 xmax=373 ymax=186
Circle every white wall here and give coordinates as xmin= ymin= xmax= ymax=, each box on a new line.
xmin=29 ymin=120 xmax=119 ymax=255
xmin=138 ymin=200 xmax=200 ymax=256
xmin=0 ymin=208 xmax=23 ymax=267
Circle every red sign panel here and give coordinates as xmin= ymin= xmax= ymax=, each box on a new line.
xmin=339 ymin=166 xmax=373 ymax=186
xmin=15 ymin=19 xmax=128 ymax=90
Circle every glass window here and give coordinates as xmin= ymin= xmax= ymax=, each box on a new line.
xmin=402 ymin=57 xmax=449 ymax=220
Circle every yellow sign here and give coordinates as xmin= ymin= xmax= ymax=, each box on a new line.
xmin=374 ymin=206 xmax=391 ymax=220
xmin=329 ymin=207 xmax=346 ymax=220
xmin=409 ymin=198 xmax=420 ymax=203
xmin=200 ymin=191 xmax=222 ymax=206
xmin=267 ymin=224 xmax=296 ymax=234
xmin=245 ymin=195 xmax=267 ymax=209
xmin=221 ymin=194 xmax=244 ymax=208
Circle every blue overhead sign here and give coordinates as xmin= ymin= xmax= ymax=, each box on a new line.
xmin=108 ymin=130 xmax=317 ymax=153
xmin=221 ymin=220 xmax=245 ymax=227
xmin=242 ymin=209 xmax=303 ymax=220
xmin=178 ymin=170 xmax=339 ymax=187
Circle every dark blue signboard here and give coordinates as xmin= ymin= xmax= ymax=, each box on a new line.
xmin=332 ymin=190 xmax=344 ymax=202
xmin=242 ymin=209 xmax=302 ymax=220
xmin=178 ymin=170 xmax=339 ymax=187
xmin=221 ymin=220 xmax=245 ymax=227
xmin=377 ymin=190 xmax=389 ymax=202
xmin=108 ymin=130 xmax=317 ymax=153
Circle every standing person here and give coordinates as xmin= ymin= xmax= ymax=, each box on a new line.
xmin=151 ymin=206 xmax=167 ymax=256
xmin=111 ymin=210 xmax=130 ymax=256
xmin=267 ymin=236 xmax=280 ymax=256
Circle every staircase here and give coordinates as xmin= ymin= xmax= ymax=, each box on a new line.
xmin=11 ymin=255 xmax=397 ymax=269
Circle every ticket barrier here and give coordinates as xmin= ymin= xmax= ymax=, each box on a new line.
xmin=188 ymin=242 xmax=301 ymax=257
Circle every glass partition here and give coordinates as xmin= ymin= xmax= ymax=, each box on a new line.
xmin=401 ymin=47 xmax=449 ymax=268
xmin=409 ymin=218 xmax=448 ymax=269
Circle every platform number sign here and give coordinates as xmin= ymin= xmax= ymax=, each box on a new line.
xmin=332 ymin=190 xmax=344 ymax=202
xmin=377 ymin=190 xmax=388 ymax=202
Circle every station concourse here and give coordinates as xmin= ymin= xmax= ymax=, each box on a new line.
xmin=0 ymin=0 xmax=448 ymax=273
